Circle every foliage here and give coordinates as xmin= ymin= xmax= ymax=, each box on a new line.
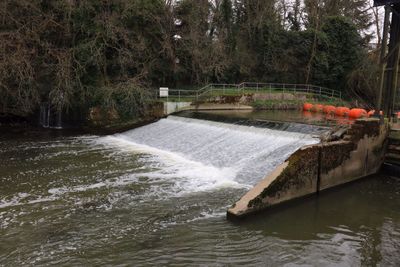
xmin=0 ymin=0 xmax=376 ymax=119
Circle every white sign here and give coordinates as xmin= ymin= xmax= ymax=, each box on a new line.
xmin=159 ymin=87 xmax=169 ymax=97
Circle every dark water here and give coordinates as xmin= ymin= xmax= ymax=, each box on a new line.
xmin=0 ymin=112 xmax=399 ymax=266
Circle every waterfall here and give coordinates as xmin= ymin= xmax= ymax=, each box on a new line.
xmin=39 ymin=103 xmax=50 ymax=128
xmin=39 ymin=103 xmax=62 ymax=129
xmin=101 ymin=116 xmax=320 ymax=187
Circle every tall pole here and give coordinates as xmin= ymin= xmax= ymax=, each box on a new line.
xmin=390 ymin=37 xmax=400 ymax=117
xmin=376 ymin=6 xmax=390 ymax=116
xmin=383 ymin=4 xmax=400 ymax=117
xmin=387 ymin=5 xmax=400 ymax=118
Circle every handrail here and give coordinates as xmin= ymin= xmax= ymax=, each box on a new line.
xmin=160 ymin=82 xmax=342 ymax=102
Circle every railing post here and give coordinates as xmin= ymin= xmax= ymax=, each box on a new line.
xmin=179 ymin=90 xmax=181 ymax=102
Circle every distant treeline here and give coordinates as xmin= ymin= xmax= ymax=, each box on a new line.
xmin=0 ymin=0 xmax=380 ymax=119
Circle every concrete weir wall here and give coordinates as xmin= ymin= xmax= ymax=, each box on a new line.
xmin=227 ymin=118 xmax=389 ymax=219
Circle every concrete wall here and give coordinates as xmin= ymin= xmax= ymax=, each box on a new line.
xmin=163 ymin=102 xmax=192 ymax=115
xmin=227 ymin=118 xmax=389 ymax=219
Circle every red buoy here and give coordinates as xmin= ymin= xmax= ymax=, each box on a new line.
xmin=303 ymin=103 xmax=313 ymax=111
xmin=349 ymin=108 xmax=367 ymax=119
xmin=323 ymin=105 xmax=336 ymax=114
xmin=311 ymin=104 xmax=324 ymax=113
xmin=335 ymin=107 xmax=350 ymax=117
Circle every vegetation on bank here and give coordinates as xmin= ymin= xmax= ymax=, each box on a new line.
xmin=0 ymin=0 xmax=380 ymax=124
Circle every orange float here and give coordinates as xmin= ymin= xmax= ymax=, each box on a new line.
xmin=311 ymin=104 xmax=324 ymax=113
xmin=303 ymin=103 xmax=313 ymax=111
xmin=335 ymin=107 xmax=350 ymax=117
xmin=349 ymin=108 xmax=368 ymax=119
xmin=323 ymin=105 xmax=336 ymax=114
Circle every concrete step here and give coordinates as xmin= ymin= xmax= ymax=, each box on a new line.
xmin=384 ymin=158 xmax=400 ymax=166
xmin=388 ymin=137 xmax=400 ymax=145
xmin=388 ymin=145 xmax=400 ymax=155
xmin=385 ymin=152 xmax=400 ymax=161
xmin=389 ymin=130 xmax=400 ymax=141
xmin=389 ymin=144 xmax=400 ymax=151
xmin=388 ymin=150 xmax=400 ymax=156
xmin=382 ymin=162 xmax=400 ymax=177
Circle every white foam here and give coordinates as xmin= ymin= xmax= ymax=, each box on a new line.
xmin=85 ymin=116 xmax=318 ymax=197
xmin=0 ymin=195 xmax=57 ymax=209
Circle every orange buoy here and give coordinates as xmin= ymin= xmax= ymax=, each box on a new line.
xmin=335 ymin=107 xmax=350 ymax=117
xmin=349 ymin=108 xmax=367 ymax=119
xmin=311 ymin=104 xmax=324 ymax=113
xmin=303 ymin=103 xmax=313 ymax=111
xmin=323 ymin=105 xmax=336 ymax=114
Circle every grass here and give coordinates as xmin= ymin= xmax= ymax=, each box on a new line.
xmin=159 ymin=87 xmax=346 ymax=106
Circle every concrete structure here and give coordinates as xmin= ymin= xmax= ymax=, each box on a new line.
xmin=385 ymin=125 xmax=400 ymax=166
xmin=163 ymin=101 xmax=192 ymax=115
xmin=227 ymin=118 xmax=389 ymax=219
xmin=163 ymin=101 xmax=253 ymax=115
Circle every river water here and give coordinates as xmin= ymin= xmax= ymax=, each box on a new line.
xmin=0 ymin=111 xmax=399 ymax=266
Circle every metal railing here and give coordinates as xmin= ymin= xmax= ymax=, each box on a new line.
xmin=161 ymin=82 xmax=342 ymax=102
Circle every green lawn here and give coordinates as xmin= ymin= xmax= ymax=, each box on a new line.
xmin=159 ymin=87 xmax=344 ymax=104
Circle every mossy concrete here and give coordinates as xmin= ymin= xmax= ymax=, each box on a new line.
xmin=227 ymin=118 xmax=389 ymax=219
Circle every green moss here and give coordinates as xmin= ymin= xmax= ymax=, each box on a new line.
xmin=248 ymin=146 xmax=320 ymax=208
xmin=320 ymin=142 xmax=355 ymax=174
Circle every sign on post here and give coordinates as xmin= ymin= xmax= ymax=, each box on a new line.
xmin=159 ymin=87 xmax=168 ymax=97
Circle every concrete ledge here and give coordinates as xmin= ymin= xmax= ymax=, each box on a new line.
xmin=227 ymin=118 xmax=389 ymax=219
xmin=192 ymin=103 xmax=253 ymax=110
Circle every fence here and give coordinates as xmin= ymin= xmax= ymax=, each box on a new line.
xmin=161 ymin=82 xmax=342 ymax=102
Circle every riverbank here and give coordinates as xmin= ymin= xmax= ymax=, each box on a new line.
xmin=0 ymin=116 xmax=164 ymax=140
xmin=0 ymin=101 xmax=165 ymax=136
xmin=193 ymin=92 xmax=349 ymax=111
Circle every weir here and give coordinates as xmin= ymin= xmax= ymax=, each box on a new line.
xmin=106 ymin=113 xmax=391 ymax=219
xmin=110 ymin=116 xmax=320 ymax=187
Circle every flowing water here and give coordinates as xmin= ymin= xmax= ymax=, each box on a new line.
xmin=0 ymin=113 xmax=399 ymax=266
